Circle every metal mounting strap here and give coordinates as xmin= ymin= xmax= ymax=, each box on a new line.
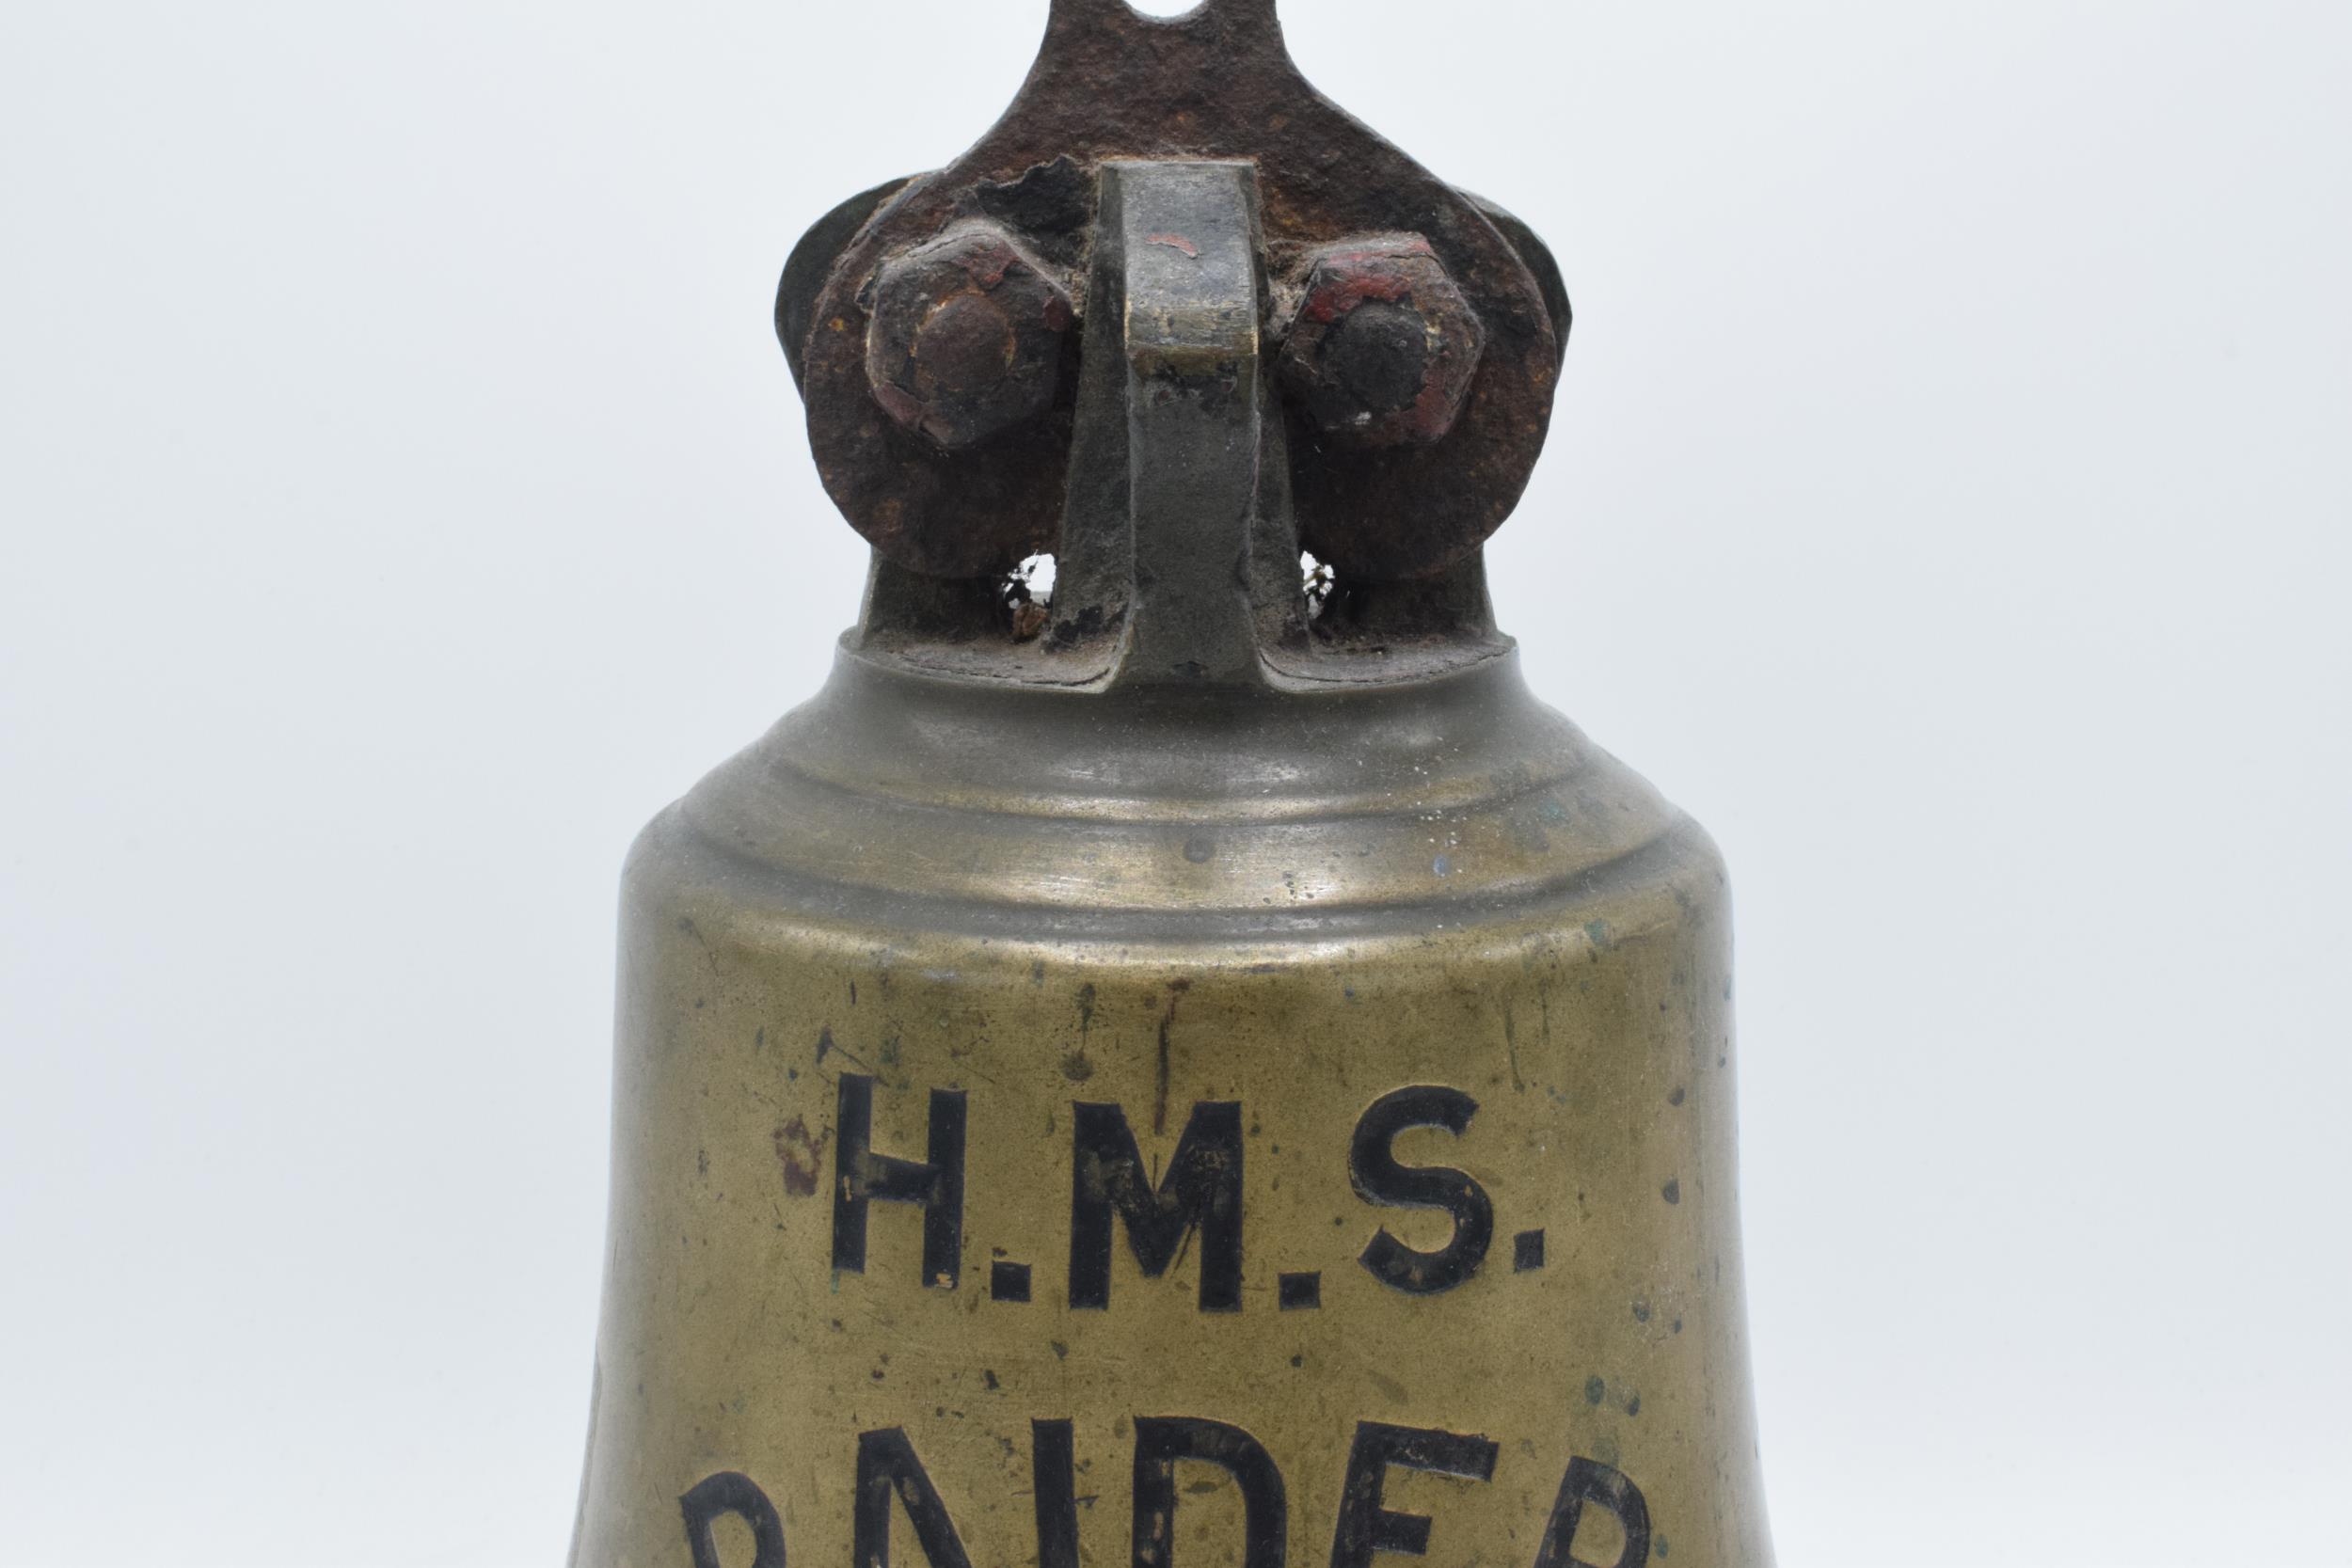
xmin=1050 ymin=161 xmax=1299 ymax=689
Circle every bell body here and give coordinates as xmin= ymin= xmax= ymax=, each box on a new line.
xmin=570 ymin=643 xmax=1772 ymax=1568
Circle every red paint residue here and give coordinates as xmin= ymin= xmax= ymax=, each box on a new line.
xmin=772 ymin=1116 xmax=830 ymax=1197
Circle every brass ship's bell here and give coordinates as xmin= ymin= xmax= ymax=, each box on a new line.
xmin=570 ymin=4 xmax=1776 ymax=1565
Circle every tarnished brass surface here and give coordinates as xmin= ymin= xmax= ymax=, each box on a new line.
xmin=569 ymin=647 xmax=1772 ymax=1568
xmin=577 ymin=4 xmax=1773 ymax=1560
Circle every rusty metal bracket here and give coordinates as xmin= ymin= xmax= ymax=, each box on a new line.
xmin=781 ymin=0 xmax=1565 ymax=588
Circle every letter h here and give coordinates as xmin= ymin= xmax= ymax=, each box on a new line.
xmin=832 ymin=1073 xmax=967 ymax=1289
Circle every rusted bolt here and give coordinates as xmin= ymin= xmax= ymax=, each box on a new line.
xmin=865 ymin=222 xmax=1074 ymax=451
xmin=1277 ymin=235 xmax=1485 ymax=447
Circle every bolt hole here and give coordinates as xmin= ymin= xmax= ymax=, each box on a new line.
xmin=1125 ymin=0 xmax=1205 ymax=17
xmin=1006 ymin=553 xmax=1057 ymax=641
xmin=1301 ymin=550 xmax=1336 ymax=621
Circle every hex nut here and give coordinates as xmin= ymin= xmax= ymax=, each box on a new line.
xmin=1278 ymin=235 xmax=1486 ymax=447
xmin=865 ymin=223 xmax=1074 ymax=451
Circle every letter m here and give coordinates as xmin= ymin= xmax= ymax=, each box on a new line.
xmin=1069 ymin=1101 xmax=1244 ymax=1312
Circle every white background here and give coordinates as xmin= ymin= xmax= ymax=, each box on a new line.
xmin=3 ymin=1 xmax=2346 ymax=1562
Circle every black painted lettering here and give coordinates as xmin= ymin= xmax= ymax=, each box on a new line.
xmin=1328 ymin=1422 xmax=1499 ymax=1568
xmin=1349 ymin=1086 xmax=1494 ymax=1294
xmin=1530 ymin=1458 xmax=1651 ymax=1568
xmin=855 ymin=1428 xmax=975 ymax=1568
xmin=833 ymin=1075 xmax=967 ymax=1289
xmin=1071 ymin=1101 xmax=1244 ymax=1311
xmin=680 ymin=1472 xmax=787 ymax=1568
xmin=1033 ymin=1419 xmax=1080 ymax=1568
xmin=1132 ymin=1417 xmax=1287 ymax=1568
xmin=1513 ymin=1229 xmax=1547 ymax=1272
